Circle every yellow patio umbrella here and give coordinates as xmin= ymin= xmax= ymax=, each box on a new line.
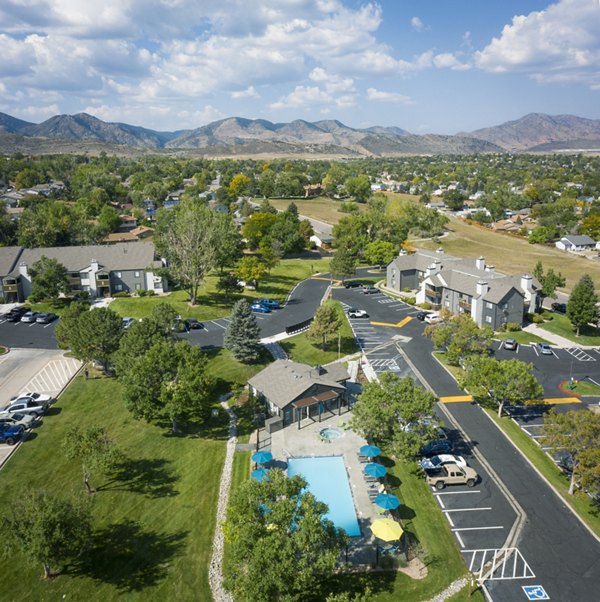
xmin=370 ymin=518 xmax=404 ymax=542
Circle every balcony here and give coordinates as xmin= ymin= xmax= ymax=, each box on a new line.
xmin=2 ymin=284 xmax=17 ymax=293
xmin=96 ymin=280 xmax=110 ymax=288
xmin=425 ymin=288 xmax=442 ymax=299
xmin=459 ymin=299 xmax=472 ymax=310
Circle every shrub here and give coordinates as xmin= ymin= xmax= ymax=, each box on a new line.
xmin=113 ymin=291 xmax=131 ymax=298
xmin=402 ymin=287 xmax=411 ymax=293
xmin=137 ymin=289 xmax=148 ymax=297
xmin=419 ymin=302 xmax=432 ymax=310
xmin=506 ymin=322 xmax=522 ymax=332
xmin=405 ymin=297 xmax=416 ymax=305
xmin=146 ymin=290 xmax=156 ymax=296
xmin=532 ymin=313 xmax=545 ymax=324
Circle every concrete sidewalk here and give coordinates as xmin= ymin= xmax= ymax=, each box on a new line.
xmin=522 ymin=323 xmax=597 ymax=349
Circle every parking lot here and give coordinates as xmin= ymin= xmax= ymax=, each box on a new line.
xmin=0 ymin=348 xmax=81 ymax=467
xmin=0 ymin=316 xmax=59 ymax=349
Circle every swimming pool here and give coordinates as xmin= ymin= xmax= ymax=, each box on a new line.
xmin=288 ymin=456 xmax=361 ymax=537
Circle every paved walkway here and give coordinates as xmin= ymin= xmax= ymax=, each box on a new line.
xmin=522 ymin=323 xmax=597 ymax=349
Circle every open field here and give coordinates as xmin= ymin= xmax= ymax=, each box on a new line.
xmin=418 ymin=217 xmax=600 ymax=292
xmin=110 ymin=257 xmax=331 ymax=320
xmin=269 ymin=196 xmax=367 ymax=225
xmin=0 ymin=374 xmax=227 ymax=601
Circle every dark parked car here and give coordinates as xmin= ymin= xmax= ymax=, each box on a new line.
xmin=36 ymin=312 xmax=57 ymax=324
xmin=4 ymin=306 xmax=30 ymax=322
xmin=0 ymin=423 xmax=25 ymax=446
xmin=551 ymin=302 xmax=567 ymax=313
xmin=185 ymin=318 xmax=204 ymax=330
xmin=503 ymin=338 xmax=518 ymax=351
xmin=259 ymin=299 xmax=280 ymax=310
xmin=344 ymin=281 xmax=362 ymax=289
xmin=363 ymin=286 xmax=379 ymax=295
xmin=419 ymin=439 xmax=454 ymax=457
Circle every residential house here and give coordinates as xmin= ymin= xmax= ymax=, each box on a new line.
xmin=304 ymin=183 xmax=322 ymax=198
xmin=0 ymin=242 xmax=166 ymax=302
xmin=310 ymin=232 xmax=334 ymax=248
xmin=248 ymin=360 xmax=349 ymax=428
xmin=555 ymin=235 xmax=597 ymax=253
xmin=386 ymin=249 xmax=541 ymax=329
xmin=102 ymin=226 xmax=153 ymax=244
xmin=119 ymin=215 xmax=138 ymax=231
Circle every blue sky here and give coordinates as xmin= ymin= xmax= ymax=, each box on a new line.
xmin=0 ymin=0 xmax=599 ymax=133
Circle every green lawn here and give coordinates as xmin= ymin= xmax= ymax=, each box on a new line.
xmin=281 ymin=301 xmax=359 ymax=365
xmin=538 ymin=313 xmax=600 ymax=346
xmin=485 ymin=409 xmax=600 ymax=538
xmin=28 ymin=298 xmax=73 ymax=316
xmin=567 ymin=379 xmax=600 ymax=396
xmin=269 ymin=196 xmax=367 ymax=225
xmin=494 ymin=331 xmax=549 ymax=345
xmin=0 ymin=374 xmax=228 ymax=601
xmin=110 ymin=257 xmax=331 ymax=321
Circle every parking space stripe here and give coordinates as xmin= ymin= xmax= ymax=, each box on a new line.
xmin=452 ymin=526 xmax=504 ymax=531
xmin=455 ymin=532 xmax=465 ymax=548
xmin=434 ymin=490 xmax=481 ymax=495
xmin=444 ymin=507 xmax=492 ymax=512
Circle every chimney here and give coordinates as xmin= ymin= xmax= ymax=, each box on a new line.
xmin=521 ymin=273 xmax=533 ymax=292
xmin=476 ymin=256 xmax=485 ymax=270
xmin=90 ymin=259 xmax=99 ymax=272
xmin=18 ymin=262 xmax=28 ymax=277
xmin=436 ymin=247 xmax=444 ymax=254
xmin=485 ymin=264 xmax=495 ymax=273
xmin=476 ymin=279 xmax=489 ymax=296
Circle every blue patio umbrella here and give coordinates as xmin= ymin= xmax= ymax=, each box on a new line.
xmin=360 ymin=444 xmax=381 ymax=458
xmin=251 ymin=468 xmax=270 ymax=482
xmin=252 ymin=450 xmax=273 ymax=465
xmin=375 ymin=493 xmax=400 ymax=510
xmin=364 ymin=463 xmax=387 ymax=478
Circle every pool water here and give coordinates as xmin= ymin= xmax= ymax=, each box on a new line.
xmin=320 ymin=427 xmax=342 ymax=441
xmin=288 ymin=456 xmax=361 ymax=537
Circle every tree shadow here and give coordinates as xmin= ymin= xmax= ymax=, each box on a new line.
xmin=320 ymin=570 xmax=396 ymax=601
xmin=76 ymin=520 xmax=187 ymax=592
xmin=98 ymin=458 xmax=179 ymax=498
xmin=45 ymin=406 xmax=63 ymax=417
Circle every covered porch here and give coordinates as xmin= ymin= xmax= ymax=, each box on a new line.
xmin=290 ymin=389 xmax=347 ymax=430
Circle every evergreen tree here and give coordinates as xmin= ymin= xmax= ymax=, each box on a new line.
xmin=532 ymin=261 xmax=566 ymax=308
xmin=567 ymin=274 xmax=599 ymax=336
xmin=224 ymin=299 xmax=262 ymax=363
xmin=329 ymin=246 xmax=356 ymax=282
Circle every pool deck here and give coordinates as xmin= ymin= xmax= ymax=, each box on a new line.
xmin=267 ymin=411 xmax=386 ymax=565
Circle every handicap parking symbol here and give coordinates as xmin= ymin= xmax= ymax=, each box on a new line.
xmin=522 ymin=585 xmax=549 ymax=600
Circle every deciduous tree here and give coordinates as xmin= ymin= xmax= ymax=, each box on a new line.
xmin=307 ymin=301 xmax=342 ymax=351
xmin=541 ymin=409 xmax=600 ymax=496
xmin=351 ymin=372 xmax=437 ymax=459
xmin=237 ymin=256 xmax=266 ymax=289
xmin=29 ymin=256 xmax=69 ymax=302
xmin=459 ymin=357 xmax=543 ymax=417
xmin=155 ymin=201 xmax=218 ymax=304
xmin=364 ymin=240 xmax=397 ymax=269
xmin=63 ymin=426 xmax=121 ymax=494
xmin=329 ymin=247 xmax=356 ymax=282
xmin=567 ymin=274 xmax=598 ymax=336
xmin=223 ymin=469 xmax=347 ymax=602
xmin=223 ymin=299 xmax=262 ymax=363
xmin=2 ymin=489 xmax=91 ymax=579
xmin=532 ymin=261 xmax=566 ymax=308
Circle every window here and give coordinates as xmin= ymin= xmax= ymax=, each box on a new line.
xmin=135 ymin=271 xmax=140 ymax=278
xmin=135 ymin=283 xmax=141 ymax=290
xmin=485 ymin=302 xmax=493 ymax=309
xmin=114 ymin=284 xmax=123 ymax=292
xmin=115 ymin=272 xmax=121 ymax=278
xmin=445 ymin=301 xmax=450 ymax=307
xmin=485 ymin=316 xmax=492 ymax=323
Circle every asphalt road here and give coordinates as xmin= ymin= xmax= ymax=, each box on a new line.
xmin=0 ymin=317 xmax=59 ymax=350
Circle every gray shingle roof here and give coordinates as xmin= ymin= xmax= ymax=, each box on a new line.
xmin=11 ymin=242 xmax=160 ymax=275
xmin=562 ymin=235 xmax=596 ymax=246
xmin=0 ymin=246 xmax=23 ymax=276
xmin=248 ymin=359 xmax=348 ymax=409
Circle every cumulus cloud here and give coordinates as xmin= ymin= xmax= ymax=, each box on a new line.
xmin=270 ymin=85 xmax=333 ymax=110
xmin=433 ymin=53 xmax=471 ymax=71
xmin=366 ymin=88 xmax=413 ymax=104
xmin=411 ymin=17 xmax=426 ymax=32
xmin=231 ymin=86 xmax=260 ymax=99
xmin=475 ymin=0 xmax=600 ymax=86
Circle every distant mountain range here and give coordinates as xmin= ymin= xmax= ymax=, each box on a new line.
xmin=1 ymin=111 xmax=600 ymax=156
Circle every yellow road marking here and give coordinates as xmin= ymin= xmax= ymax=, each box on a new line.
xmin=311 ymin=277 xmax=342 ymax=285
xmin=370 ymin=316 xmax=413 ymax=328
xmin=439 ymin=395 xmax=473 ymax=403
xmin=538 ymin=397 xmax=582 ymax=405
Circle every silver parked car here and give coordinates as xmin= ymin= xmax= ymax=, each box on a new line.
xmin=0 ymin=411 xmax=36 ymax=429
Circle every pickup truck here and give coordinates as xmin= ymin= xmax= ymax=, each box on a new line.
xmin=426 ymin=463 xmax=478 ymax=490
